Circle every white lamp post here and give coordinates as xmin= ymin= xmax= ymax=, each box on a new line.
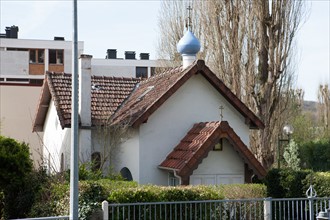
xmin=277 ymin=124 xmax=294 ymax=169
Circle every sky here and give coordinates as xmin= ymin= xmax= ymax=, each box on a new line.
xmin=0 ymin=0 xmax=329 ymax=102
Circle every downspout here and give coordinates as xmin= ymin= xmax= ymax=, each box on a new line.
xmin=158 ymin=166 xmax=183 ymax=186
xmin=173 ymin=170 xmax=182 ymax=186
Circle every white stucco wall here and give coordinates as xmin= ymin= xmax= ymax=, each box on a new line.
xmin=137 ymin=73 xmax=250 ymax=185
xmin=43 ymin=101 xmax=71 ymax=172
xmin=92 ymin=65 xmax=136 ymax=78
xmin=43 ymin=101 xmax=92 ymax=171
xmin=0 ymin=38 xmax=84 ymax=75
xmin=0 ymin=50 xmax=29 ymax=75
xmin=113 ymin=129 xmax=140 ymax=181
xmin=91 ymin=58 xmax=159 ymax=78
xmin=190 ymin=139 xmax=244 ymax=185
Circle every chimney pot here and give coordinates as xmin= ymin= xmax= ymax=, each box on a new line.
xmin=79 ymin=54 xmax=93 ymax=126
xmin=125 ymin=51 xmax=136 ymax=60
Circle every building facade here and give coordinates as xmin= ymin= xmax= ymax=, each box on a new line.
xmin=0 ymin=25 xmax=163 ymax=167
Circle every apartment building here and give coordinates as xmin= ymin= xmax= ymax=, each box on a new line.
xmin=0 ymin=25 xmax=163 ymax=167
xmin=0 ymin=26 xmax=84 ymax=167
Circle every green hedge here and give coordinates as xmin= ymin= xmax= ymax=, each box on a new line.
xmin=299 ymin=139 xmax=330 ymax=171
xmin=29 ymin=180 xmax=137 ymax=219
xmin=264 ymin=168 xmax=330 ymax=198
xmin=305 ymin=172 xmax=330 ymax=197
xmin=108 ymin=184 xmax=266 ymax=203
xmin=28 ymin=180 xmax=265 ymax=219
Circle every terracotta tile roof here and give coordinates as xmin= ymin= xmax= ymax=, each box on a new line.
xmin=110 ymin=65 xmax=185 ymax=126
xmin=111 ymin=60 xmax=264 ymax=129
xmin=33 ymin=72 xmax=140 ymax=131
xmin=91 ymin=75 xmax=140 ymax=126
xmin=33 ymin=59 xmax=264 ymax=131
xmin=159 ymin=121 xmax=267 ymax=180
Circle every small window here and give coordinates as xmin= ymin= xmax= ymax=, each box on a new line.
xmin=91 ymin=152 xmax=101 ymax=171
xmin=49 ymin=49 xmax=64 ymax=64
xmin=213 ymin=139 xmax=223 ymax=151
xmin=136 ymin=67 xmax=148 ymax=78
xmin=38 ymin=50 xmax=44 ymax=63
xmin=120 ymin=167 xmax=133 ymax=181
xmin=29 ymin=49 xmax=44 ymax=64
xmin=168 ymin=172 xmax=179 ymax=186
xmin=29 ymin=50 xmax=36 ymax=63
xmin=29 ymin=79 xmax=44 ymax=86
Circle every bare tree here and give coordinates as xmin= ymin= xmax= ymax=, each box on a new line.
xmin=157 ymin=0 xmax=308 ymax=169
xmin=94 ymin=120 xmax=132 ymax=174
xmin=318 ymin=84 xmax=330 ymax=136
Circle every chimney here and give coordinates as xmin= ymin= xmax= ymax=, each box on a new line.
xmin=140 ymin=53 xmax=150 ymax=60
xmin=125 ymin=51 xmax=136 ymax=60
xmin=177 ymin=30 xmax=201 ymax=69
xmin=106 ymin=49 xmax=117 ymax=59
xmin=7 ymin=25 xmax=19 ymax=38
xmin=79 ymin=54 xmax=93 ymax=127
xmin=54 ymin=36 xmax=65 ymax=41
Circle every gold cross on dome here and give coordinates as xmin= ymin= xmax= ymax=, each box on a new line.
xmin=219 ymin=105 xmax=224 ymax=121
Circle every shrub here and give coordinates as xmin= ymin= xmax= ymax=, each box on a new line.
xmin=221 ymin=184 xmax=266 ymax=199
xmin=0 ymin=136 xmax=33 ymax=219
xmin=29 ymin=173 xmax=70 ymax=217
xmin=299 ymin=139 xmax=330 ymax=171
xmin=283 ymin=140 xmax=300 ymax=170
xmin=29 ymin=179 xmax=137 ymax=219
xmin=108 ymin=184 xmax=266 ymax=204
xmin=30 ymin=180 xmax=265 ymax=220
xmin=264 ymin=168 xmax=313 ymax=198
xmin=304 ymin=172 xmax=330 ymax=197
xmin=107 ymin=184 xmax=265 ymax=220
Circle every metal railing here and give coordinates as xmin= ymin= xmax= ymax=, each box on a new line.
xmin=270 ymin=197 xmax=330 ymax=220
xmin=11 ymin=217 xmax=69 ymax=220
xmin=102 ymin=197 xmax=330 ymax=220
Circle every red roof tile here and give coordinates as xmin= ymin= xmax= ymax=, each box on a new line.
xmin=33 ymin=72 xmax=140 ymax=131
xmin=159 ymin=121 xmax=267 ymax=180
xmin=111 ymin=60 xmax=264 ymax=129
xmin=33 ymin=60 xmax=264 ymax=131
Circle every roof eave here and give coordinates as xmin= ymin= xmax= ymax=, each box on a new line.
xmin=32 ymin=76 xmax=51 ymax=132
xmin=197 ymin=62 xmax=265 ymax=130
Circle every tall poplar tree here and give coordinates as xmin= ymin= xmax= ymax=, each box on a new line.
xmin=157 ymin=0 xmax=308 ymax=169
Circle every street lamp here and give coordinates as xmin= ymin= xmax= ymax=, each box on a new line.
xmin=277 ymin=124 xmax=294 ymax=169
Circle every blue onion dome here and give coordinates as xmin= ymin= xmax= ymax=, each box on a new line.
xmin=177 ymin=30 xmax=201 ymax=55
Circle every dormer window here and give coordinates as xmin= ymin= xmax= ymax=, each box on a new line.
xmin=213 ymin=139 xmax=223 ymax=151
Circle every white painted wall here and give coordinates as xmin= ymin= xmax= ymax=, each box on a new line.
xmin=91 ymin=58 xmax=159 ymax=78
xmin=0 ymin=50 xmax=29 ymax=75
xmin=92 ymin=65 xmax=136 ymax=78
xmin=137 ymin=74 xmax=250 ymax=185
xmin=190 ymin=139 xmax=244 ymax=185
xmin=43 ymin=101 xmax=71 ymax=172
xmin=113 ymin=128 xmax=140 ymax=181
xmin=0 ymin=38 xmax=83 ymax=51
xmin=0 ymin=38 xmax=84 ymax=75
xmin=79 ymin=129 xmax=91 ymax=163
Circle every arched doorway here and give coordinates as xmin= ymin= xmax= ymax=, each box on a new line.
xmin=120 ymin=167 xmax=133 ymax=181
